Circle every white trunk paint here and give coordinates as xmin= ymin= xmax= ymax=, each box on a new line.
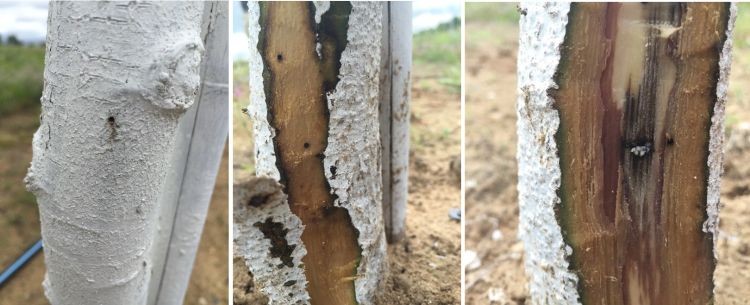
xmin=516 ymin=2 xmax=736 ymax=304
xmin=241 ymin=2 xmax=386 ymax=304
xmin=148 ymin=2 xmax=229 ymax=305
xmin=516 ymin=3 xmax=581 ymax=305
xmin=705 ymin=4 xmax=737 ymax=254
xmin=25 ymin=2 xmax=205 ymax=305
xmin=379 ymin=2 xmax=412 ymax=243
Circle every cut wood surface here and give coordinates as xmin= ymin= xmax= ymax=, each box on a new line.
xmin=517 ymin=2 xmax=735 ymax=305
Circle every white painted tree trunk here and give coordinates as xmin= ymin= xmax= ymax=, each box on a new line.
xmin=26 ymin=2 xmax=206 ymax=304
xmin=148 ymin=2 xmax=228 ymax=305
xmin=379 ymin=2 xmax=412 ymax=244
xmin=516 ymin=3 xmax=735 ymax=304
xmin=236 ymin=2 xmax=386 ymax=305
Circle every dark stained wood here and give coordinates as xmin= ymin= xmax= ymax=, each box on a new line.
xmin=552 ymin=3 xmax=729 ymax=305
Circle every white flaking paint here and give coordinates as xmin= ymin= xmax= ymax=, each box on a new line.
xmin=233 ymin=178 xmax=309 ymax=305
xmin=323 ymin=3 xmax=386 ymax=303
xmin=516 ymin=2 xmax=582 ymax=305
xmin=705 ymin=3 xmax=737 ymax=257
xmin=24 ymin=2 xmax=204 ymax=305
xmin=248 ymin=2 xmax=280 ymax=180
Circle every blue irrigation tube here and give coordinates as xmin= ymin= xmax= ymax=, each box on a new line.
xmin=0 ymin=239 xmax=43 ymax=287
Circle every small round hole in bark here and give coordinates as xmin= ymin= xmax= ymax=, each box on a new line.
xmin=303 ymin=142 xmax=310 ymax=149
xmin=276 ymin=53 xmax=283 ymax=61
xmin=666 ymin=135 xmax=675 ymax=145
xmin=107 ymin=116 xmax=115 ymax=124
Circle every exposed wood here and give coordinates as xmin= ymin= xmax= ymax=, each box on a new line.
xmin=379 ymin=2 xmax=412 ymax=243
xmin=148 ymin=2 xmax=229 ymax=304
xmin=256 ymin=2 xmax=359 ymax=305
xmin=518 ymin=2 xmax=732 ymax=305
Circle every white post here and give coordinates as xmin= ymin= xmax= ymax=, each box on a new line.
xmin=148 ymin=2 xmax=229 ymax=305
xmin=379 ymin=1 xmax=412 ymax=243
xmin=237 ymin=2 xmax=386 ymax=304
xmin=26 ymin=2 xmax=206 ymax=305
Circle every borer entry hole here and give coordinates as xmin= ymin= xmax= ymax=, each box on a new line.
xmin=107 ymin=116 xmax=115 ymax=123
xmin=303 ymin=142 xmax=310 ymax=149
xmin=277 ymin=53 xmax=283 ymax=61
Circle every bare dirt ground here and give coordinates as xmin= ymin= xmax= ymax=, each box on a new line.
xmin=0 ymin=107 xmax=228 ymax=305
xmin=465 ymin=3 xmax=750 ymax=305
xmin=232 ymin=37 xmax=461 ymax=305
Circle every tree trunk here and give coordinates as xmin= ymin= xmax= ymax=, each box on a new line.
xmin=379 ymin=2 xmax=412 ymax=244
xmin=516 ymin=2 xmax=735 ymax=305
xmin=25 ymin=2 xmax=206 ymax=304
xmin=147 ymin=2 xmax=229 ymax=305
xmin=236 ymin=2 xmax=386 ymax=305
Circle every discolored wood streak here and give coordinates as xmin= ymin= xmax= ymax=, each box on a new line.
xmin=258 ymin=2 xmax=360 ymax=305
xmin=552 ymin=3 xmax=729 ymax=305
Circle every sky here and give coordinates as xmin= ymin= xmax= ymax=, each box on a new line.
xmin=0 ymin=1 xmax=47 ymax=44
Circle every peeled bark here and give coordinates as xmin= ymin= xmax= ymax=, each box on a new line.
xmin=25 ymin=2 xmax=206 ymax=304
xmin=516 ymin=2 xmax=735 ymax=305
xmin=237 ymin=2 xmax=386 ymax=305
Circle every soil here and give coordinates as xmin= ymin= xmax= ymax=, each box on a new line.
xmin=465 ymin=4 xmax=750 ymax=305
xmin=0 ymin=107 xmax=228 ymax=305
xmin=232 ymin=52 xmax=461 ymax=305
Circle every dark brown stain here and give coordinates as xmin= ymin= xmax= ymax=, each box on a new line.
xmin=254 ymin=217 xmax=296 ymax=268
xmin=552 ymin=3 xmax=728 ymax=304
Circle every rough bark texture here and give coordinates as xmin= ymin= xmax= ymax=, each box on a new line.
xmin=517 ymin=2 xmax=735 ymax=305
xmin=25 ymin=2 xmax=205 ymax=305
xmin=379 ymin=2 xmax=412 ymax=244
xmin=241 ymin=2 xmax=385 ymax=305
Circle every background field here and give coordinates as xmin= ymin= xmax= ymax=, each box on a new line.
xmin=465 ymin=3 xmax=750 ymax=305
xmin=0 ymin=44 xmax=228 ymax=304
xmin=232 ymin=18 xmax=462 ymax=305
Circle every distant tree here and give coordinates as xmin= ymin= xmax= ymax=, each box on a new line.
xmin=0 ymin=34 xmax=3 ymax=45
xmin=7 ymin=35 xmax=21 ymax=46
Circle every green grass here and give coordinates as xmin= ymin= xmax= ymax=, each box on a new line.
xmin=734 ymin=3 xmax=750 ymax=48
xmin=0 ymin=46 xmax=44 ymax=116
xmin=465 ymin=2 xmax=519 ymax=24
xmin=413 ymin=17 xmax=461 ymax=92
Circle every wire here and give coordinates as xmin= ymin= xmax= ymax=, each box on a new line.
xmin=0 ymin=239 xmax=43 ymax=287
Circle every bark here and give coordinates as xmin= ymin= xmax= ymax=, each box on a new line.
xmin=516 ymin=2 xmax=735 ymax=305
xmin=379 ymin=2 xmax=412 ymax=244
xmin=25 ymin=2 xmax=205 ymax=304
xmin=148 ymin=2 xmax=229 ymax=305
xmin=237 ymin=2 xmax=386 ymax=305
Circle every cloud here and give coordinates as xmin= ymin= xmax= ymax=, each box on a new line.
xmin=0 ymin=1 xmax=48 ymax=43
xmin=412 ymin=0 xmax=460 ymax=33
